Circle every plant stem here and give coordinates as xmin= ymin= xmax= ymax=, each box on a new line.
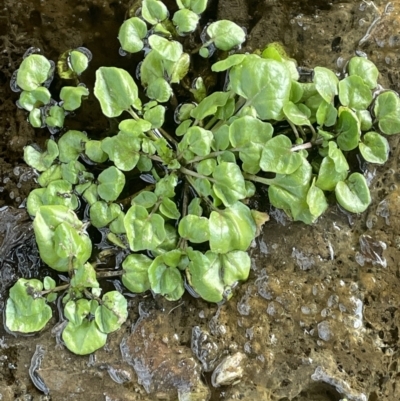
xmin=291 ymin=142 xmax=313 ymax=152
xmin=95 ymin=270 xmax=124 ymax=278
xmin=185 ymin=175 xmax=218 ymax=211
xmin=186 ymin=149 xmax=240 ymax=164
xmin=288 ymin=120 xmax=300 ymax=139
xmin=40 ymin=283 xmax=70 ymax=295
xmin=180 ymin=166 xmax=216 ymax=182
xmin=243 ymin=173 xmax=275 ymax=186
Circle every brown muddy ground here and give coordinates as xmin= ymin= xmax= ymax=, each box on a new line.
xmin=1 ymin=0 xmax=400 ymax=400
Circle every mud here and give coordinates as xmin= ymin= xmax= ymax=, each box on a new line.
xmin=1 ymin=0 xmax=400 ymax=400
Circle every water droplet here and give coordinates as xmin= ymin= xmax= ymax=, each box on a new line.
xmin=10 ymin=70 xmax=21 ymax=92
xmin=119 ymin=47 xmax=128 ymax=57
xmin=23 ymin=47 xmax=41 ymax=59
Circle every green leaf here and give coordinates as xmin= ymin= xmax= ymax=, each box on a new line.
xmin=69 ymin=50 xmax=89 ymax=75
xmin=61 ymin=160 xmax=86 ymax=184
xmin=60 ymin=86 xmax=89 ymax=111
xmin=338 ymin=75 xmax=372 ymax=110
xmin=188 ymin=198 xmax=203 ymax=216
xmin=197 ymin=159 xmax=216 ymax=176
xmin=140 ymin=50 xmax=164 ymax=87
xmin=177 ymin=0 xmax=208 ymax=13
xmin=374 ymin=91 xmax=400 ymax=135
xmin=43 ymin=276 xmax=56 ymax=290
xmin=70 ymin=263 xmax=99 ymax=290
xmin=348 ymin=56 xmax=379 ymax=89
xmin=42 ymin=179 xmax=79 ymax=210
xmin=97 ymin=166 xmax=126 ymax=202
xmin=24 ymin=139 xmax=59 ymax=172
xmin=18 ymin=87 xmax=51 ymax=111
xmin=260 ymin=135 xmax=303 ymax=174
xmin=38 ymin=165 xmax=62 ymax=187
xmin=45 ymin=105 xmax=65 ymax=128
xmin=155 ymin=173 xmax=178 ymax=198
xmin=166 ymin=52 xmax=190 ymax=83
xmin=283 ymin=101 xmax=311 ymax=126
xmin=85 ymin=140 xmax=108 ymax=163
xmin=306 ymin=179 xmax=328 ymax=218
xmin=94 ymin=67 xmax=139 ymax=117
xmin=64 ymin=299 xmax=90 ymax=326
xmin=190 ymin=91 xmax=231 ymax=120
xmin=6 ymin=278 xmax=52 ymax=333
xmin=313 ymin=66 xmax=339 ymax=103
xmin=189 ymin=76 xmax=207 ymax=102
xmin=209 ymin=201 xmax=256 ymax=253
xmin=148 ymin=35 xmax=183 ymax=62
xmin=118 ymin=17 xmax=147 ymax=53
xmin=178 ymin=215 xmax=209 ymax=243
xmin=29 ymin=108 xmax=43 ymax=127
xmin=82 ymin=184 xmax=98 ymax=205
xmin=229 ymin=55 xmax=291 ymax=120
xmin=268 ymin=158 xmax=316 ymax=224
xmin=26 ymin=188 xmax=42 ymax=216
xmin=359 ymin=132 xmax=389 ymax=164
xmin=143 ymin=105 xmax=165 ymax=129
xmin=336 ymin=107 xmax=361 ymax=151
xmin=187 ymin=250 xmax=224 ymax=302
xmin=335 ymin=173 xmax=371 ymax=213
xmin=16 ymin=54 xmax=52 ymax=91
xmin=148 ymin=256 xmax=184 ymax=300
xmin=173 ymin=9 xmax=200 ymax=34
xmin=58 ymin=130 xmax=88 ymax=163
xmin=90 ymin=201 xmax=121 ymax=228
xmin=316 ymin=100 xmax=337 ymax=127
xmin=356 ymin=110 xmax=372 ymax=131
xmin=62 ymin=319 xmax=107 ymax=355
xmin=289 ymin=80 xmax=304 ymax=103
xmin=211 ymin=55 xmax=247 ymax=72
xmin=53 ymin=222 xmax=88 ymax=260
xmin=146 ymin=77 xmax=173 ymax=102
xmin=221 ymin=250 xmax=251 ymax=287
xmin=95 ymin=291 xmax=128 ymax=334
xmin=179 ymin=126 xmax=213 ymax=158
xmin=122 ymin=254 xmax=152 ymax=293
xmin=160 ymin=197 xmax=181 ymax=219
xmin=101 ymin=131 xmax=141 ymax=171
xmin=124 ymin=204 xmax=166 ymax=251
xmin=212 ymin=162 xmax=247 ymax=207
xmin=142 ymin=0 xmax=169 ymax=24
xmin=205 ymin=20 xmax=246 ymax=51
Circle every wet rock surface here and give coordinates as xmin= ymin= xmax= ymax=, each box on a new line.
xmin=1 ymin=0 xmax=400 ymax=400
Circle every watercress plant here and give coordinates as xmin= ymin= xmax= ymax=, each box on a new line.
xmin=7 ymin=0 xmax=400 ymax=355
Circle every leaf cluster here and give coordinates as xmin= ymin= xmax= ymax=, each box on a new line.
xmin=7 ymin=1 xmax=400 ymax=355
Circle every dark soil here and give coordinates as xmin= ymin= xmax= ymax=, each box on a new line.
xmin=1 ymin=1 xmax=400 ymax=400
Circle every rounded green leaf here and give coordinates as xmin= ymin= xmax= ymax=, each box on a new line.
xmin=206 ymin=20 xmax=246 ymax=51
xmin=62 ymin=319 xmax=107 ymax=355
xmin=142 ymin=0 xmax=169 ymax=24
xmin=144 ymin=104 xmax=165 ymax=129
xmin=348 ymin=56 xmax=379 ymax=89
xmin=60 ymin=86 xmax=89 ymax=111
xmin=26 ymin=188 xmax=45 ymax=216
xmin=132 ymin=190 xmax=158 ymax=208
xmin=95 ymin=291 xmax=128 ymax=334
xmin=191 ymin=91 xmax=231 ymax=120
xmin=85 ymin=140 xmax=108 ymax=163
xmin=101 ymin=131 xmax=141 ymax=171
xmin=209 ymin=202 xmax=256 ymax=254
xmin=24 ymin=139 xmax=59 ymax=172
xmin=122 ymin=254 xmax=152 ymax=293
xmin=212 ymin=162 xmax=247 ymax=207
xmin=338 ymin=75 xmax=372 ymax=110
xmin=149 ymin=35 xmax=184 ymax=62
xmin=336 ymin=107 xmax=361 ymax=151
xmin=313 ymin=66 xmax=339 ymax=103
xmin=374 ymin=91 xmax=400 ymax=135
xmin=306 ymin=179 xmax=328 ymax=219
xmin=45 ymin=105 xmax=65 ymax=128
xmin=124 ymin=204 xmax=166 ymax=251
xmin=29 ymin=108 xmax=43 ymax=127
xmin=146 ymin=77 xmax=173 ymax=103
xmin=335 ymin=173 xmax=371 ymax=213
xmin=260 ymin=135 xmax=303 ymax=174
xmin=16 ymin=54 xmax=52 ymax=91
xmin=97 ymin=166 xmax=126 ymax=202
xmin=90 ymin=201 xmax=121 ymax=228
xmin=315 ymin=156 xmax=348 ymax=192
xmin=69 ymin=50 xmax=89 ymax=75
xmin=178 ymin=215 xmax=209 ymax=243
xmin=173 ymin=9 xmax=200 ymax=34
xmin=6 ymin=278 xmax=52 ymax=333
xmin=18 ymin=87 xmax=51 ymax=111
xmin=94 ymin=67 xmax=139 ymax=117
xmin=359 ymin=132 xmax=389 ymax=164
xmin=179 ymin=126 xmax=213 ymax=158
xmin=42 ymin=179 xmax=79 ymax=210
xmin=221 ymin=251 xmax=251 ymax=286
xmin=118 ymin=17 xmax=147 ymax=53
xmin=283 ymin=101 xmax=311 ymax=126
xmin=58 ymin=130 xmax=88 ymax=163
xmin=160 ymin=197 xmax=181 ymax=219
